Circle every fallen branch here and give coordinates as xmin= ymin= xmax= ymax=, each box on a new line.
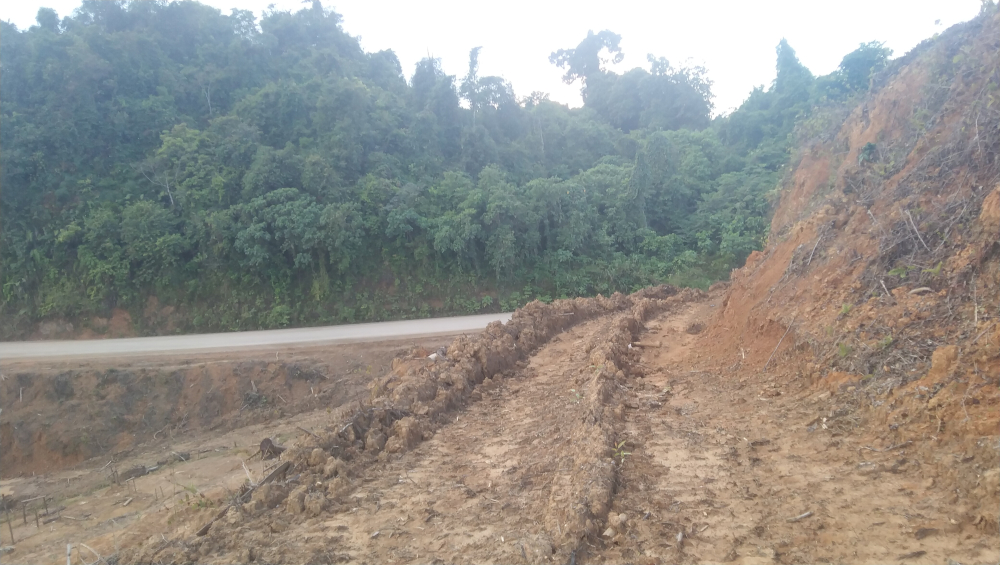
xmin=61 ymin=514 xmax=91 ymax=521
xmin=195 ymin=462 xmax=291 ymax=537
xmin=905 ymin=209 xmax=931 ymax=252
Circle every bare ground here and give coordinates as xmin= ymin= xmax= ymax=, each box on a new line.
xmin=2 ymin=290 xmax=995 ymax=565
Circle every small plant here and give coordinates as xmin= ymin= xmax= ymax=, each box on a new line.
xmin=922 ymin=261 xmax=942 ymax=276
xmin=858 ymin=142 xmax=877 ymax=164
xmin=878 ymin=336 xmax=893 ymax=350
xmin=613 ymin=440 xmax=631 ymax=465
xmin=840 ymin=303 xmax=852 ymax=315
xmin=888 ymin=265 xmax=913 ymax=277
xmin=837 ymin=342 xmax=853 ymax=358
xmin=569 ymin=389 xmax=583 ymax=404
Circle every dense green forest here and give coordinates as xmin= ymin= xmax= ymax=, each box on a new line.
xmin=0 ymin=1 xmax=892 ymax=337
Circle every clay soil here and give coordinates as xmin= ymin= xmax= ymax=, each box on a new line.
xmin=0 ymin=289 xmax=995 ymax=565
xmin=3 ymin=11 xmax=1000 ymax=565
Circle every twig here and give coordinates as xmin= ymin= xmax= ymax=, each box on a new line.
xmin=787 ymin=511 xmax=813 ymax=523
xmin=242 ymin=462 xmax=256 ymax=486
xmin=880 ymin=280 xmax=894 ymax=302
xmin=79 ymin=543 xmax=108 ymax=565
xmin=905 ymin=209 xmax=931 ymax=252
xmin=971 ymin=322 xmax=996 ymax=345
xmin=806 ymin=234 xmax=823 ymax=266
xmin=764 ymin=316 xmax=796 ymax=371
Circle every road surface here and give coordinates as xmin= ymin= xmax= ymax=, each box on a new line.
xmin=0 ymin=313 xmax=513 ymax=360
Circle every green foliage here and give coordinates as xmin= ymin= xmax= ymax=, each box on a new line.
xmin=0 ymin=3 xmax=862 ymax=337
xmin=612 ymin=440 xmax=631 ymax=464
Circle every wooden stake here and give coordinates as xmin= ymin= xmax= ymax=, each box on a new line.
xmin=66 ymin=543 xmax=72 ymax=565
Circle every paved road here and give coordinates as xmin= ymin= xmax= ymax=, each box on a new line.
xmin=0 ymin=313 xmax=513 ymax=360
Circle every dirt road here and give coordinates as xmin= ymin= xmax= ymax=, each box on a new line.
xmin=0 ymin=313 xmax=512 ymax=360
xmin=3 ymin=291 xmax=996 ymax=565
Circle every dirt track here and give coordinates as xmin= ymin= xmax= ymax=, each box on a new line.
xmin=4 ymin=288 xmax=994 ymax=565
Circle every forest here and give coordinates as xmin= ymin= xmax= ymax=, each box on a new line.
xmin=0 ymin=0 xmax=893 ymax=337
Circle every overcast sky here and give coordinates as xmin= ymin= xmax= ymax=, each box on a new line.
xmin=3 ymin=0 xmax=983 ymax=115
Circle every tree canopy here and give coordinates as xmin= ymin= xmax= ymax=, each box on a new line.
xmin=0 ymin=2 xmax=890 ymax=337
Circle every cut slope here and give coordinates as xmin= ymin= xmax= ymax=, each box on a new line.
xmin=702 ymin=8 xmax=1000 ymax=537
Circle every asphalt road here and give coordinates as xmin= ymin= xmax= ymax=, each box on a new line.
xmin=0 ymin=313 xmax=513 ymax=360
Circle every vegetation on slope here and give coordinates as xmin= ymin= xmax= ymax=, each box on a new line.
xmin=1 ymin=0 xmax=892 ymax=337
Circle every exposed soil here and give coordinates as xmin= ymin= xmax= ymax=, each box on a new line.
xmin=0 ymin=337 xmax=452 ymax=476
xmin=2 ymin=11 xmax=999 ymax=565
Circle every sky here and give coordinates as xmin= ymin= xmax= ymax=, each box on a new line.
xmin=2 ymin=0 xmax=984 ymax=115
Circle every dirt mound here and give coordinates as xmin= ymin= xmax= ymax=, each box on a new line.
xmin=705 ymin=9 xmax=999 ymax=534
xmin=119 ymin=287 xmax=703 ymax=564
xmin=0 ymin=340 xmax=436 ymax=477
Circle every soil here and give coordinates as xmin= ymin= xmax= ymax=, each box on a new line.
xmin=0 ymin=338 xmax=453 ymax=476
xmin=2 ymin=11 xmax=999 ymax=565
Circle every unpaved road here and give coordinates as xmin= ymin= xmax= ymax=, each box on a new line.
xmin=0 ymin=313 xmax=511 ymax=360
xmin=3 ymin=292 xmax=996 ymax=565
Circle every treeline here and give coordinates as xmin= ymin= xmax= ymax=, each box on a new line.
xmin=0 ymin=1 xmax=891 ymax=337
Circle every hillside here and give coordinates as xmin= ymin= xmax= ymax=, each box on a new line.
xmin=2 ymin=1 xmax=890 ymax=339
xmin=0 ymin=8 xmax=996 ymax=565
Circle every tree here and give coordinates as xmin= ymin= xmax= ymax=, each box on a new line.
xmin=549 ymin=30 xmax=624 ymax=85
xmin=838 ymin=41 xmax=893 ymax=91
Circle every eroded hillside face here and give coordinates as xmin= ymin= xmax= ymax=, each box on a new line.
xmin=708 ymin=10 xmax=1000 ymax=526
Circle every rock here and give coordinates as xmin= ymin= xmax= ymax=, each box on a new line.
xmin=520 ymin=535 xmax=554 ymax=560
xmin=611 ymin=513 xmax=628 ymax=528
xmin=286 ymin=486 xmax=308 ymax=514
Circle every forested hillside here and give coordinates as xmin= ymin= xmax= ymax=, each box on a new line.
xmin=0 ymin=0 xmax=891 ymax=338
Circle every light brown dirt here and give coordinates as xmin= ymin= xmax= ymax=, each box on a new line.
xmin=603 ymin=300 xmax=996 ymax=565
xmin=3 ymin=11 xmax=999 ymax=565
